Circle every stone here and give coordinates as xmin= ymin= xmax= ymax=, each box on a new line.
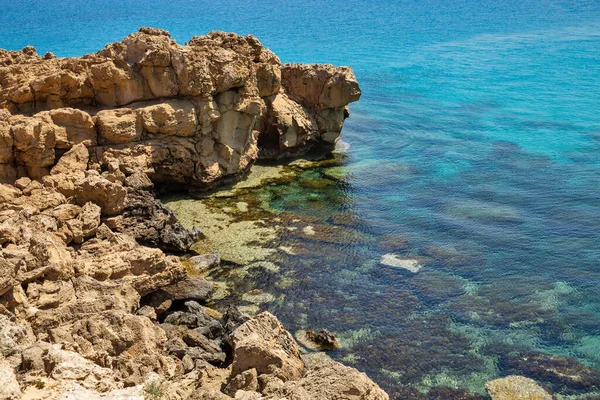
xmin=182 ymin=354 xmax=195 ymax=373
xmin=73 ymin=175 xmax=126 ymax=216
xmin=0 ymin=360 xmax=20 ymax=399
xmin=79 ymin=202 xmax=101 ymax=238
xmin=298 ymin=329 xmax=340 ymax=350
xmin=112 ymin=188 xmax=202 ymax=251
xmin=136 ymin=99 xmax=198 ymax=137
xmin=45 ymin=345 xmax=120 ymax=392
xmin=485 ymin=376 xmax=552 ymax=400
xmin=42 ymin=108 xmax=97 ymax=148
xmin=163 ymin=276 xmax=214 ymax=302
xmin=96 ymin=108 xmax=142 ymax=144
xmin=380 ymin=254 xmax=424 ymax=273
xmin=267 ymin=360 xmax=389 ymax=400
xmin=224 ymin=368 xmax=259 ymax=396
xmin=230 ymin=311 xmax=305 ymax=381
xmin=188 ymin=252 xmax=221 ymax=273
xmin=124 ymin=171 xmax=154 ymax=190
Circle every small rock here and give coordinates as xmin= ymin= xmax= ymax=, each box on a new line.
xmin=306 ymin=329 xmax=340 ymax=349
xmin=224 ymin=368 xmax=258 ymax=396
xmin=136 ymin=305 xmax=157 ymax=321
xmin=124 ymin=171 xmax=153 ymax=190
xmin=188 ymin=252 xmax=221 ymax=273
xmin=380 ymin=254 xmax=424 ymax=273
xmin=182 ymin=354 xmax=195 ymax=373
xmin=14 ymin=177 xmax=31 ymax=190
xmin=165 ymin=337 xmax=188 ymax=359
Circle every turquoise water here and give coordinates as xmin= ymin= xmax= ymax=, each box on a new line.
xmin=3 ymin=0 xmax=600 ymax=397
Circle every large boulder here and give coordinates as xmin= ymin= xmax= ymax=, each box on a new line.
xmin=230 ymin=312 xmax=305 ymax=382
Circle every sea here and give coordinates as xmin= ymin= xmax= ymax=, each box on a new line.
xmin=2 ymin=0 xmax=600 ymax=397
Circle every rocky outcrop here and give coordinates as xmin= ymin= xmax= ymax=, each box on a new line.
xmin=0 ymin=28 xmax=384 ymax=400
xmin=0 ymin=28 xmax=360 ymax=187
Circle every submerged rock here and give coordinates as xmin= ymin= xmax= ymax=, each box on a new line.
xmin=485 ymin=375 xmax=552 ymax=400
xmin=380 ymin=253 xmax=425 ymax=273
xmin=499 ymin=351 xmax=600 ymax=394
xmin=296 ymin=329 xmax=341 ymax=350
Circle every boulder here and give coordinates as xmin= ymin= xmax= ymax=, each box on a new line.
xmin=73 ymin=174 xmax=126 ymax=216
xmin=188 ymin=252 xmax=221 ymax=273
xmin=96 ymin=108 xmax=142 ymax=144
xmin=163 ymin=276 xmax=214 ymax=302
xmin=230 ymin=312 xmax=305 ymax=382
xmin=51 ymin=143 xmax=89 ymax=175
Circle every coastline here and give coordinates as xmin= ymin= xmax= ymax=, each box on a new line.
xmin=0 ymin=26 xmax=594 ymax=400
xmin=0 ymin=28 xmax=392 ymax=399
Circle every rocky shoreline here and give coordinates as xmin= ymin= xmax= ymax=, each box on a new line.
xmin=0 ymin=28 xmax=566 ymax=400
xmin=0 ymin=27 xmax=393 ymax=399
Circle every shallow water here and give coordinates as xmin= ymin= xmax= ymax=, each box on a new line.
xmin=3 ymin=0 xmax=600 ymax=397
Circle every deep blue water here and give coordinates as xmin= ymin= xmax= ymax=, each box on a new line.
xmin=3 ymin=0 xmax=600 ymax=397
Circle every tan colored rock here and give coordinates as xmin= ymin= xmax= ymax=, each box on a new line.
xmin=10 ymin=115 xmax=55 ymax=167
xmin=46 ymin=345 xmax=121 ymax=392
xmin=0 ymin=360 xmax=20 ymax=399
xmin=224 ymin=368 xmax=259 ymax=396
xmin=96 ymin=108 xmax=142 ymax=144
xmin=79 ymin=202 xmax=101 ymax=238
xmin=282 ymin=64 xmax=361 ymax=110
xmin=136 ymin=99 xmax=198 ymax=137
xmin=41 ymin=108 xmax=97 ymax=148
xmin=0 ymin=183 xmax=20 ymax=202
xmin=73 ymin=175 xmax=126 ymax=216
xmin=51 ymin=143 xmax=89 ymax=175
xmin=485 ymin=376 xmax=552 ymax=400
xmin=230 ymin=311 xmax=305 ymax=382
xmin=284 ymin=360 xmax=388 ymax=400
xmin=0 ymin=120 xmax=13 ymax=163
xmin=256 ymin=63 xmax=281 ymax=97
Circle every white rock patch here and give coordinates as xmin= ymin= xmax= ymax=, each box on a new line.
xmin=380 ymin=254 xmax=423 ymax=273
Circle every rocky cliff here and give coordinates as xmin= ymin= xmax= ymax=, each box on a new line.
xmin=0 ymin=29 xmax=390 ymax=399
xmin=0 ymin=27 xmax=360 ymax=188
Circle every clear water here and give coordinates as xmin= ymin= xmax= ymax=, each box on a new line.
xmin=3 ymin=0 xmax=600 ymax=397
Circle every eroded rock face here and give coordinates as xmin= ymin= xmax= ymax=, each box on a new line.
xmin=0 ymin=28 xmax=360 ymax=187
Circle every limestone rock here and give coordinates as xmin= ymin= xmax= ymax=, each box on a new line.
xmin=162 ymin=276 xmax=214 ymax=302
xmin=485 ymin=376 xmax=552 ymax=400
xmin=45 ymin=344 xmax=121 ymax=392
xmin=109 ymin=188 xmax=202 ymax=251
xmin=136 ymin=99 xmax=198 ymax=137
xmin=187 ymin=252 xmax=220 ymax=273
xmin=230 ymin=311 xmax=305 ymax=382
xmin=51 ymin=143 xmax=89 ymax=175
xmin=41 ymin=108 xmax=97 ymax=148
xmin=73 ymin=175 xmax=126 ymax=216
xmin=0 ymin=360 xmax=20 ymax=399
xmin=96 ymin=108 xmax=142 ymax=144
